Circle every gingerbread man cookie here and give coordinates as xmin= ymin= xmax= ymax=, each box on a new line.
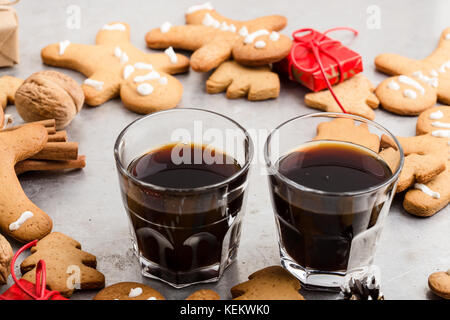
xmin=0 ymin=124 xmax=53 ymax=243
xmin=375 ymin=28 xmax=450 ymax=105
xmin=304 ymin=74 xmax=380 ymax=120
xmin=206 ymin=60 xmax=280 ymax=100
xmin=21 ymin=232 xmax=105 ymax=297
xmin=375 ymin=75 xmax=437 ymax=115
xmin=41 ymin=22 xmax=189 ymax=114
xmin=146 ymin=3 xmax=291 ymax=72
xmin=93 ymin=282 xmax=165 ymax=300
xmin=231 ymin=266 xmax=305 ymax=300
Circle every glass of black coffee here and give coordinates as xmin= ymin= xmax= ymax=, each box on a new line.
xmin=264 ymin=113 xmax=404 ymax=290
xmin=114 ymin=109 xmax=253 ymax=288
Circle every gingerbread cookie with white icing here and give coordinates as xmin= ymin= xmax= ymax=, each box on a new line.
xmin=416 ymin=106 xmax=450 ymax=136
xmin=375 ymin=75 xmax=437 ymax=115
xmin=41 ymin=22 xmax=189 ymax=114
xmin=375 ymin=28 xmax=450 ymax=105
xmin=93 ymin=282 xmax=165 ymax=300
xmin=146 ymin=3 xmax=291 ymax=72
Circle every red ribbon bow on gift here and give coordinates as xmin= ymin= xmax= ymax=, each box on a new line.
xmin=0 ymin=240 xmax=67 ymax=300
xmin=289 ymin=27 xmax=359 ymax=114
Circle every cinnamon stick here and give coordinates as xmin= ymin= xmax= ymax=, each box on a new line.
xmin=15 ymin=156 xmax=86 ymax=175
xmin=31 ymin=142 xmax=78 ymax=161
xmin=47 ymin=130 xmax=67 ymax=142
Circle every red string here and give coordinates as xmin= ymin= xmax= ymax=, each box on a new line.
xmin=0 ymin=240 xmax=60 ymax=300
xmin=289 ymin=27 xmax=359 ymax=114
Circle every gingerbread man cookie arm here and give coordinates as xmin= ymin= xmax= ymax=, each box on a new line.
xmin=0 ymin=125 xmax=53 ymax=242
xmin=144 ymin=52 xmax=190 ymax=75
xmin=403 ymin=164 xmax=450 ymax=217
xmin=0 ymin=75 xmax=23 ymax=110
xmin=374 ymin=53 xmax=424 ymax=76
xmin=186 ymin=8 xmax=287 ymax=32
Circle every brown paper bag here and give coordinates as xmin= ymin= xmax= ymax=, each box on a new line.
xmin=0 ymin=0 xmax=19 ymax=67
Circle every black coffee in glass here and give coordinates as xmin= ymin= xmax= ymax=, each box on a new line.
xmin=123 ymin=143 xmax=247 ymax=285
xmin=270 ymin=141 xmax=392 ymax=271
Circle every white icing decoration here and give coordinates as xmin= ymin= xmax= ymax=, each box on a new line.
xmin=123 ymin=65 xmax=135 ymax=80
xmin=147 ymin=297 xmax=157 ymax=300
xmin=229 ymin=24 xmax=236 ymax=33
xmin=134 ymin=70 xmax=161 ymax=83
xmin=439 ymin=61 xmax=450 ymax=73
xmin=244 ymin=29 xmax=269 ymax=44
xmin=431 ymin=121 xmax=450 ymax=129
xmin=114 ymin=46 xmax=128 ymax=64
xmin=9 ymin=211 xmax=34 ymax=231
xmin=160 ymin=22 xmax=172 ymax=33
xmin=159 ymin=77 xmax=168 ymax=85
xmin=398 ymin=75 xmax=425 ymax=95
xmin=220 ymin=21 xmax=229 ymax=31
xmin=429 ymin=110 xmax=444 ymax=120
xmin=84 ymin=79 xmax=103 ymax=91
xmin=164 ymin=47 xmax=178 ymax=64
xmin=430 ymin=69 xmax=439 ymax=77
xmin=432 ymin=130 xmax=450 ymax=138
xmin=387 ymin=80 xmax=400 ymax=90
xmin=269 ymin=31 xmax=280 ymax=41
xmin=128 ymin=287 xmax=143 ymax=298
xmin=102 ymin=23 xmax=126 ymax=31
xmin=414 ymin=183 xmax=440 ymax=199
xmin=137 ymin=83 xmax=154 ymax=96
xmin=446 ymin=34 xmax=450 ymax=40
xmin=403 ymin=89 xmax=417 ymax=99
xmin=134 ymin=62 xmax=153 ymax=70
xmin=186 ymin=2 xmax=214 ymax=14
xmin=202 ymin=13 xmax=221 ymax=28
xmin=411 ymin=71 xmax=438 ymax=88
xmin=239 ymin=26 xmax=249 ymax=37
xmin=59 ymin=40 xmax=70 ymax=55
xmin=254 ymin=40 xmax=266 ymax=48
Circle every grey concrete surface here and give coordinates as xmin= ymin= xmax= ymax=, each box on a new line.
xmin=0 ymin=0 xmax=449 ymax=300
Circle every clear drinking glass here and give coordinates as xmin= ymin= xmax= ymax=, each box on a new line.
xmin=114 ymin=108 xmax=253 ymax=288
xmin=264 ymin=112 xmax=404 ymax=290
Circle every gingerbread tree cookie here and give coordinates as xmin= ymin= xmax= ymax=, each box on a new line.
xmin=146 ymin=4 xmax=291 ymax=72
xmin=20 ymin=232 xmax=105 ymax=297
xmin=41 ymin=22 xmax=189 ymax=114
xmin=206 ymin=60 xmax=280 ymax=100
xmin=231 ymin=266 xmax=304 ymax=300
xmin=375 ymin=27 xmax=450 ymax=105
xmin=304 ymin=74 xmax=380 ymax=120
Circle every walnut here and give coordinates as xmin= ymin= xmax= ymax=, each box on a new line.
xmin=0 ymin=234 xmax=13 ymax=285
xmin=15 ymin=71 xmax=84 ymax=130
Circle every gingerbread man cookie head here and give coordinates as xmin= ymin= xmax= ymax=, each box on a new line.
xmin=375 ymin=75 xmax=437 ymax=115
xmin=416 ymin=106 xmax=450 ymax=136
xmin=146 ymin=5 xmax=291 ymax=72
xmin=375 ymin=27 xmax=450 ymax=105
xmin=93 ymin=282 xmax=165 ymax=300
xmin=41 ymin=22 xmax=189 ymax=114
xmin=0 ymin=124 xmax=53 ymax=242
xmin=185 ymin=2 xmax=287 ymax=32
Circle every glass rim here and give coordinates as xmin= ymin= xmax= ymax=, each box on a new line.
xmin=114 ymin=108 xmax=254 ymax=193
xmin=264 ymin=112 xmax=405 ymax=197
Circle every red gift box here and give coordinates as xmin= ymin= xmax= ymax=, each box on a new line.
xmin=276 ymin=27 xmax=363 ymax=92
